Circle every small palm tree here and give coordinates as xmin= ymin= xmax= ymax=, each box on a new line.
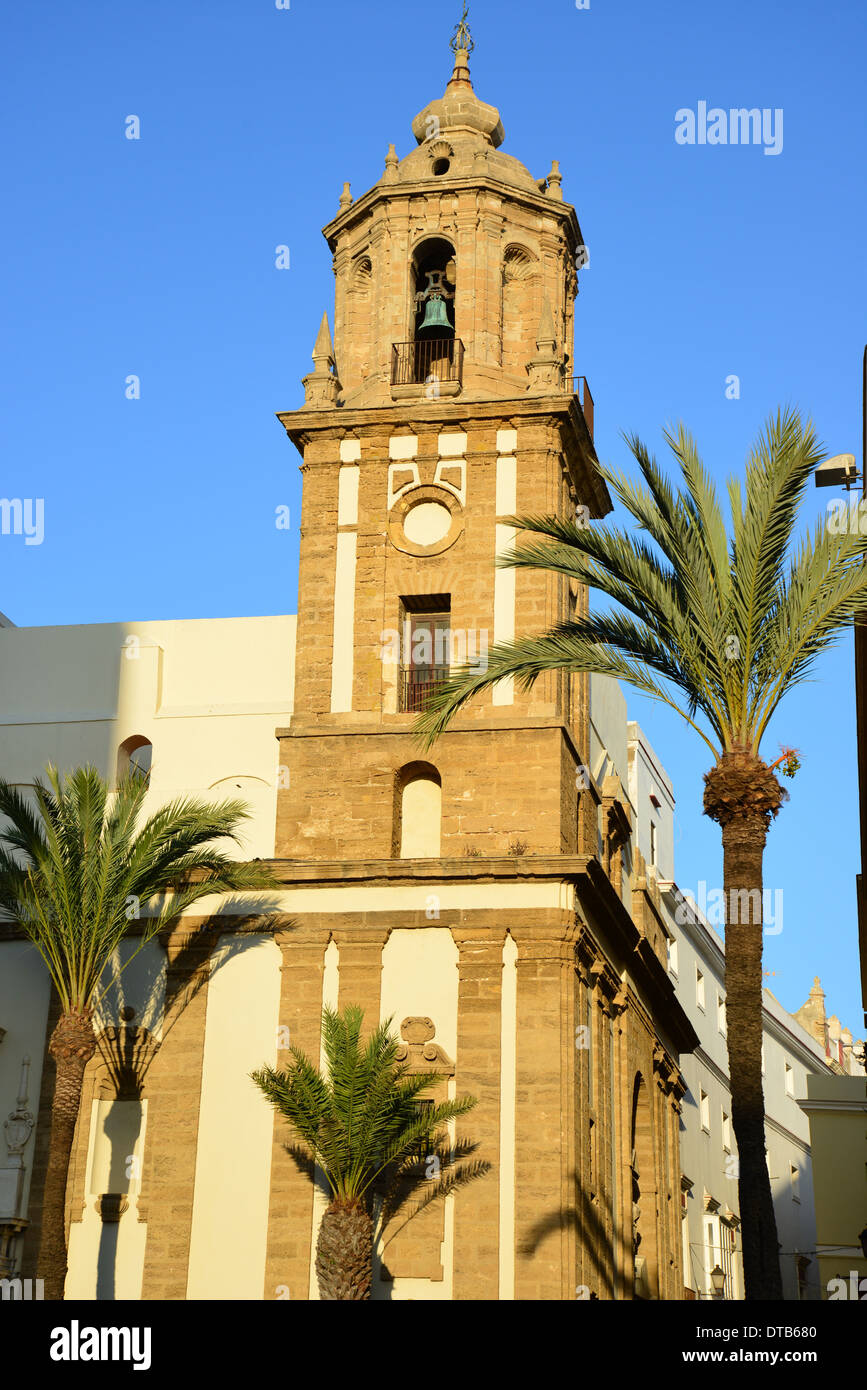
xmin=0 ymin=763 xmax=278 ymax=1300
xmin=416 ymin=409 xmax=867 ymax=1300
xmin=252 ymin=1004 xmax=484 ymax=1300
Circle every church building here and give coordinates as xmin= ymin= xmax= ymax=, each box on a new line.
xmin=1 ymin=21 xmax=698 ymax=1300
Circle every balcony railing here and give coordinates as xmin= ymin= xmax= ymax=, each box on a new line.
xmin=399 ymin=665 xmax=451 ymax=713
xmin=391 ymin=338 xmax=464 ymax=388
xmin=568 ymin=375 xmax=594 ymax=440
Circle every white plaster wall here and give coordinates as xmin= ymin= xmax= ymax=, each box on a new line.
xmin=0 ymin=940 xmax=51 ymax=1231
xmin=627 ymin=722 xmax=676 ymax=881
xmin=376 ymin=927 xmax=459 ymax=1300
xmin=187 ymin=881 xmax=576 ymax=921
xmin=400 ymin=777 xmax=442 ymax=858
xmin=330 ymin=534 xmax=357 ymax=713
xmin=66 ymin=1099 xmax=149 ymax=1301
xmin=671 ymin=899 xmax=825 ymax=1300
xmin=589 ymin=674 xmax=629 ymax=788
xmin=0 ymin=615 xmax=296 ymax=860
xmin=186 ymin=933 xmax=281 ymax=1299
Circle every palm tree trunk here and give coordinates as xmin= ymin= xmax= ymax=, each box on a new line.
xmin=705 ymin=751 xmax=785 ymax=1301
xmin=720 ymin=814 xmax=783 ymax=1300
xmin=38 ymin=1011 xmax=96 ymax=1300
xmin=315 ymin=1199 xmax=373 ymax=1300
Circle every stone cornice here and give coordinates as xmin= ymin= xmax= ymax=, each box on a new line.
xmin=574 ymin=859 xmax=699 ymax=1055
xmin=262 ymin=854 xmax=591 ymax=886
xmin=320 ymin=176 xmax=583 ymax=254
xmin=797 ymin=1096 xmax=867 ymax=1115
xmin=276 ymin=395 xmax=608 ymax=517
xmin=277 ymin=713 xmax=588 ymax=751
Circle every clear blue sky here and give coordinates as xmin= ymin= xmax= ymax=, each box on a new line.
xmin=2 ymin=1 xmax=865 ymax=1032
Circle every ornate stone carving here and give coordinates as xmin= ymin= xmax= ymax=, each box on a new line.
xmin=0 ymin=1056 xmax=35 ymax=1229
xmin=394 ymin=1017 xmax=455 ymax=1076
xmin=3 ymin=1056 xmax=35 ymax=1163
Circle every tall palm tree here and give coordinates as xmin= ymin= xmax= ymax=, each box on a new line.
xmin=252 ymin=1004 xmax=484 ymax=1300
xmin=416 ymin=408 xmax=867 ymax=1301
xmin=0 ymin=763 xmax=278 ymax=1300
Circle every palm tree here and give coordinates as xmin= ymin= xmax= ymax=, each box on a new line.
xmin=416 ymin=408 xmax=867 ymax=1301
xmin=0 ymin=763 xmax=278 ymax=1300
xmin=252 ymin=1004 xmax=484 ymax=1300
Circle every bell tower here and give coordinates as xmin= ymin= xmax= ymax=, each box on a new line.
xmin=266 ymin=13 xmax=695 ymax=1306
xmin=276 ymin=19 xmax=608 ymax=863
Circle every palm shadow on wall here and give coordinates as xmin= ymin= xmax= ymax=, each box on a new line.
xmin=92 ymin=908 xmax=287 ymax=1300
xmin=520 ymin=1168 xmax=629 ymax=1300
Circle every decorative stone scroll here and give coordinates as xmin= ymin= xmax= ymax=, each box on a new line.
xmin=394 ymin=1017 xmax=455 ymax=1076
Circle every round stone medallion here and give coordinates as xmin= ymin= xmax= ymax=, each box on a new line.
xmin=403 ymin=500 xmax=452 ymax=546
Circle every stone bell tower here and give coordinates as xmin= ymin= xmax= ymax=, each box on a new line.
xmin=267 ymin=17 xmax=691 ymax=1304
xmin=276 ymin=19 xmax=607 ymax=865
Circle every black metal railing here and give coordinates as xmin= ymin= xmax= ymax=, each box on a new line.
xmin=392 ymin=338 xmax=464 ymax=388
xmin=567 ymin=375 xmax=594 ymax=439
xmin=399 ymin=665 xmax=451 ymax=713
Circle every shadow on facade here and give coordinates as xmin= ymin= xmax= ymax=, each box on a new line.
xmin=84 ymin=911 xmax=286 ymax=1299
xmin=521 ymin=1167 xmax=628 ymax=1299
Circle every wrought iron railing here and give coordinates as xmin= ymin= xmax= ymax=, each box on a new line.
xmin=392 ymin=338 xmax=464 ymax=388
xmin=399 ymin=665 xmax=451 ymax=713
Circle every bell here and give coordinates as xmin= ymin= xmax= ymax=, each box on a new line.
xmin=417 ymin=294 xmax=451 ymax=335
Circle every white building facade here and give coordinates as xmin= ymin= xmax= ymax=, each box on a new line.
xmin=627 ymin=722 xmax=829 ymax=1301
xmin=0 ymin=614 xmax=295 ymax=1286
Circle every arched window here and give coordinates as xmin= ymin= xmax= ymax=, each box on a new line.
xmin=117 ymin=736 xmax=152 ymax=786
xmin=403 ymin=237 xmax=457 ymax=390
xmin=394 ymin=762 xmax=442 ymax=859
xmin=411 ymin=237 xmax=456 ymax=340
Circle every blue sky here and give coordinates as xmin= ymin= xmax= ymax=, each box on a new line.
xmin=2 ymin=0 xmax=865 ymax=1031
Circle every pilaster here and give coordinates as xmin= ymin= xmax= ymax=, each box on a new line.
xmin=139 ymin=924 xmax=216 ymax=1300
xmin=262 ymin=924 xmax=331 ymax=1300
xmin=512 ymin=920 xmax=579 ymax=1299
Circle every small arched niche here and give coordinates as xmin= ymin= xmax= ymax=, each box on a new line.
xmin=117 ymin=735 xmax=152 ymax=786
xmin=394 ymin=761 xmax=442 ymax=859
xmin=348 ymin=255 xmax=373 ymax=378
xmin=501 ymin=243 xmax=540 ymax=376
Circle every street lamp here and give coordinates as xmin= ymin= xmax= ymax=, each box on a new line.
xmin=815 ymin=453 xmax=860 ymax=489
xmin=859 ymin=1224 xmax=867 ymax=1260
xmin=710 ymin=1264 xmax=726 ymax=1299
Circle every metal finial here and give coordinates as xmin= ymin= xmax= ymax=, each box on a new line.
xmin=450 ymin=4 xmax=474 ymax=55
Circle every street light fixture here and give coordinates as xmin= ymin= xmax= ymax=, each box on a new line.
xmin=710 ymin=1263 xmax=726 ymax=1298
xmin=815 ymin=453 xmax=860 ymax=489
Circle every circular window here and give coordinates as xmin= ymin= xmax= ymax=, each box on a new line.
xmin=403 ymin=501 xmax=452 ymax=546
xmin=432 ymin=158 xmax=450 ymax=175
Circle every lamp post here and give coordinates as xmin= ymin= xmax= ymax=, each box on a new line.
xmin=710 ymin=1263 xmax=727 ymax=1299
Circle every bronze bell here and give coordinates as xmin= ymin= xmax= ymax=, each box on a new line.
xmin=417 ymin=294 xmax=451 ymax=335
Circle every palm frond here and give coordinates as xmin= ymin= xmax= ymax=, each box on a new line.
xmin=251 ymin=1006 xmax=480 ymax=1210
xmin=415 ymin=409 xmax=851 ymax=763
xmin=0 ymin=763 xmax=279 ymax=1013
